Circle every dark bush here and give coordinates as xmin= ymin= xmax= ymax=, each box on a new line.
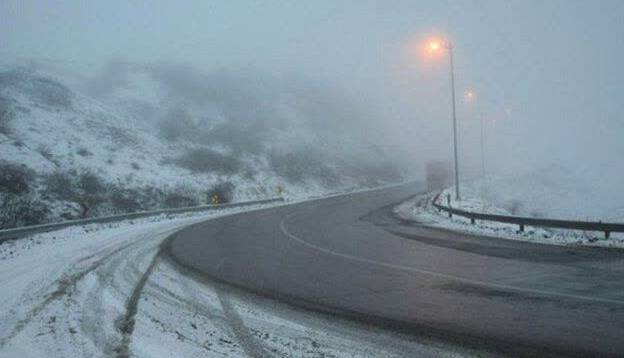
xmin=76 ymin=148 xmax=93 ymax=157
xmin=205 ymin=181 xmax=235 ymax=204
xmin=110 ymin=187 xmax=144 ymax=213
xmin=77 ymin=172 xmax=108 ymax=216
xmin=141 ymin=186 xmax=166 ymax=209
xmin=173 ymin=148 xmax=240 ymax=175
xmin=0 ymin=96 xmax=15 ymax=135
xmin=79 ymin=171 xmax=107 ymax=195
xmin=45 ymin=170 xmax=108 ymax=217
xmin=0 ymin=161 xmax=33 ymax=194
xmin=131 ymin=162 xmax=140 ymax=170
xmin=0 ymin=193 xmax=49 ymax=229
xmin=163 ymin=187 xmax=199 ymax=208
xmin=45 ymin=171 xmax=76 ymax=200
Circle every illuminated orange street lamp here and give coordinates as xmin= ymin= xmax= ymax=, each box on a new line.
xmin=429 ymin=40 xmax=441 ymax=52
xmin=426 ymin=37 xmax=461 ymax=200
xmin=464 ymin=89 xmax=476 ymax=102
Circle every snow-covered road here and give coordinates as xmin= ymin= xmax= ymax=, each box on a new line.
xmin=0 ymin=206 xmax=466 ymax=358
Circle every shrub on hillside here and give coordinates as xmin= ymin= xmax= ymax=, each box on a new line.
xmin=110 ymin=187 xmax=144 ymax=213
xmin=44 ymin=170 xmax=109 ymax=217
xmin=0 ymin=161 xmax=46 ymax=229
xmin=79 ymin=171 xmax=107 ymax=194
xmin=0 ymin=96 xmax=15 ymax=135
xmin=45 ymin=170 xmax=75 ymax=200
xmin=0 ymin=161 xmax=34 ymax=195
xmin=163 ymin=186 xmax=199 ymax=208
xmin=76 ymin=148 xmax=93 ymax=157
xmin=75 ymin=171 xmax=108 ymax=216
xmin=205 ymin=181 xmax=235 ymax=204
xmin=0 ymin=193 xmax=49 ymax=229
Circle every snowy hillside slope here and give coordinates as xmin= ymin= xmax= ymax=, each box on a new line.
xmin=0 ymin=66 xmax=403 ymax=228
xmin=464 ymin=165 xmax=624 ymax=222
xmin=395 ymin=162 xmax=624 ymax=248
xmin=395 ymin=163 xmax=624 ymax=248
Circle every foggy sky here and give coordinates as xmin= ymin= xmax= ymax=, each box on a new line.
xmin=2 ymin=0 xmax=624 ymax=180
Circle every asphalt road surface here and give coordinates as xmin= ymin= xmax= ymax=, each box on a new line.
xmin=166 ymin=183 xmax=624 ymax=357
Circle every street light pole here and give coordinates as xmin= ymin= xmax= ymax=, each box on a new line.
xmin=425 ymin=37 xmax=461 ymax=200
xmin=448 ymin=42 xmax=461 ymax=201
xmin=480 ymin=113 xmax=485 ymax=180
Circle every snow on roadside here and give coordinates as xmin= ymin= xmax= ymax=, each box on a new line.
xmin=0 ymin=196 xmax=474 ymax=358
xmin=0 ymin=203 xmax=273 ymax=262
xmin=0 ymin=202 xmax=276 ymax=357
xmin=395 ymin=187 xmax=624 ymax=249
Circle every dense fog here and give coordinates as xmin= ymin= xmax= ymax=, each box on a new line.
xmin=2 ymin=0 xmax=623 ymax=221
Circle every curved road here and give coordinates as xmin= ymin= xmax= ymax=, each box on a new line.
xmin=167 ymin=184 xmax=624 ymax=357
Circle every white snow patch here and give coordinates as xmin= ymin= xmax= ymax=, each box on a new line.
xmin=0 ymin=199 xmax=473 ymax=357
xmin=395 ymin=186 xmax=624 ymax=249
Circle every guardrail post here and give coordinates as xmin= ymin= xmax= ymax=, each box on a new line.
xmin=605 ymin=231 xmax=610 ymax=239
xmin=519 ymin=224 xmax=524 ymax=232
xmin=470 ymin=217 xmax=475 ymax=225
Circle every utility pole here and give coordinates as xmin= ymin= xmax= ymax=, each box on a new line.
xmin=480 ymin=113 xmax=485 ymax=179
xmin=425 ymin=37 xmax=462 ymax=201
xmin=448 ymin=43 xmax=461 ymax=201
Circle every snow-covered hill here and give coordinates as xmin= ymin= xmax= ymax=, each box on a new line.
xmin=396 ymin=173 xmax=624 ymax=249
xmin=0 ymin=65 xmax=403 ymax=228
xmin=462 ymin=165 xmax=624 ymax=222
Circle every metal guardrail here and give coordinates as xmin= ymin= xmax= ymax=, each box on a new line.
xmin=431 ymin=193 xmax=624 ymax=239
xmin=0 ymin=197 xmax=284 ymax=243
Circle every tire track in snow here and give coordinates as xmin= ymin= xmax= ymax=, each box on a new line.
xmin=113 ymin=244 xmax=270 ymax=358
xmin=111 ymin=226 xmax=193 ymax=357
xmin=114 ymin=251 xmax=162 ymax=358
xmin=0 ymin=224 xmax=182 ymax=351
xmin=162 ymin=238 xmax=271 ymax=358
xmin=0 ymin=240 xmax=137 ymax=348
xmin=214 ymin=287 xmax=270 ymax=358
